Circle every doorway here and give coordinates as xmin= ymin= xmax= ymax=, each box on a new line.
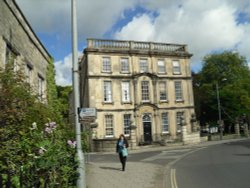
xmin=142 ymin=114 xmax=152 ymax=143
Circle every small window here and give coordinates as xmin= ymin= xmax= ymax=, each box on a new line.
xmin=38 ymin=75 xmax=44 ymax=100
xmin=176 ymin=112 xmax=184 ymax=132
xmin=162 ymin=113 xmax=169 ymax=133
xmin=105 ymin=115 xmax=114 ymax=137
xmin=157 ymin=60 xmax=165 ymax=73
xmin=174 ymin=81 xmax=183 ymax=101
xmin=124 ymin=114 xmax=131 ymax=135
xmin=120 ymin=58 xmax=129 ymax=73
xmin=173 ymin=60 xmax=181 ymax=74
xmin=121 ymin=81 xmax=130 ymax=102
xmin=25 ymin=64 xmax=33 ymax=84
xmin=141 ymin=81 xmax=150 ymax=101
xmin=159 ymin=81 xmax=167 ymax=101
xmin=139 ymin=59 xmax=148 ymax=72
xmin=103 ymin=81 xmax=112 ymax=102
xmin=102 ymin=57 xmax=111 ymax=72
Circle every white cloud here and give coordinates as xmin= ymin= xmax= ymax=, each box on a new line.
xmin=54 ymin=54 xmax=72 ymax=86
xmin=115 ymin=0 xmax=249 ymax=71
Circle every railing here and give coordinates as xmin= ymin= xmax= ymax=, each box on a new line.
xmin=87 ymin=39 xmax=187 ymax=53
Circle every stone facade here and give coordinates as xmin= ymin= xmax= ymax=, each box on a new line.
xmin=0 ymin=0 xmax=51 ymax=101
xmin=80 ymin=39 xmax=196 ymax=151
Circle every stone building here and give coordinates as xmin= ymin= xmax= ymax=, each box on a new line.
xmin=80 ymin=38 xmax=196 ymax=151
xmin=0 ymin=0 xmax=51 ymax=101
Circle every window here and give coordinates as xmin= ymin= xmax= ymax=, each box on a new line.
xmin=121 ymin=81 xmax=130 ymax=102
xmin=162 ymin=113 xmax=169 ymax=133
xmin=105 ymin=115 xmax=114 ymax=136
xmin=139 ymin=59 xmax=148 ymax=72
xmin=176 ymin=112 xmax=184 ymax=132
xmin=25 ymin=64 xmax=33 ymax=84
xmin=141 ymin=81 xmax=150 ymax=101
xmin=120 ymin=58 xmax=129 ymax=73
xmin=102 ymin=57 xmax=111 ymax=72
xmin=103 ymin=81 xmax=112 ymax=102
xmin=157 ymin=60 xmax=165 ymax=73
xmin=174 ymin=81 xmax=183 ymax=101
xmin=173 ymin=60 xmax=181 ymax=74
xmin=38 ymin=75 xmax=44 ymax=100
xmin=159 ymin=81 xmax=167 ymax=101
xmin=124 ymin=114 xmax=131 ymax=135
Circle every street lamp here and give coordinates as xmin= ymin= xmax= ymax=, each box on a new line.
xmin=215 ymin=78 xmax=227 ymax=140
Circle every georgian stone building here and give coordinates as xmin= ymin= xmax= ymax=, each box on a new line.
xmin=80 ymin=39 xmax=195 ymax=151
xmin=0 ymin=0 xmax=51 ymax=101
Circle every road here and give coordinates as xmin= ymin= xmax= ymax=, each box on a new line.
xmin=170 ymin=140 xmax=250 ymax=188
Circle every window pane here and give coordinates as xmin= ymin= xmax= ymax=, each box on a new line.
xmin=176 ymin=112 xmax=184 ymax=132
xmin=158 ymin=60 xmax=165 ymax=73
xmin=122 ymin=82 xmax=130 ymax=102
xmin=104 ymin=81 xmax=112 ymax=102
xmin=38 ymin=75 xmax=44 ymax=100
xmin=139 ymin=59 xmax=148 ymax=72
xmin=162 ymin=113 xmax=169 ymax=132
xmin=105 ymin=115 xmax=114 ymax=136
xmin=121 ymin=58 xmax=129 ymax=72
xmin=159 ymin=81 xmax=167 ymax=101
xmin=141 ymin=81 xmax=149 ymax=101
xmin=102 ymin=57 xmax=111 ymax=72
xmin=174 ymin=81 xmax=182 ymax=100
xmin=173 ymin=60 xmax=181 ymax=74
xmin=124 ymin=114 xmax=131 ymax=135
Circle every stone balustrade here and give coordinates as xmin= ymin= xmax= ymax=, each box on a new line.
xmin=87 ymin=38 xmax=188 ymax=53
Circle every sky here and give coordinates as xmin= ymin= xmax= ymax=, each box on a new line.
xmin=16 ymin=0 xmax=250 ymax=86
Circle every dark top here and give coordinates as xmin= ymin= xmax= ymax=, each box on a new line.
xmin=116 ymin=138 xmax=129 ymax=153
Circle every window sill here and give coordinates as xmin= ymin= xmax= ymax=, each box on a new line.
xmin=122 ymin=101 xmax=132 ymax=104
xmin=173 ymin=72 xmax=181 ymax=75
xmin=160 ymin=100 xmax=168 ymax=103
xmin=120 ymin=71 xmax=130 ymax=74
xmin=101 ymin=71 xmax=112 ymax=74
xmin=103 ymin=102 xmax=114 ymax=105
xmin=161 ymin=131 xmax=169 ymax=135
xmin=175 ymin=99 xmax=184 ymax=103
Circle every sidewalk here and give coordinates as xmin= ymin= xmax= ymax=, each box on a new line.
xmin=86 ymin=138 xmax=249 ymax=188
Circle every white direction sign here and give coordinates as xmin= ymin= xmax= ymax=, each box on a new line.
xmin=79 ymin=108 xmax=96 ymax=122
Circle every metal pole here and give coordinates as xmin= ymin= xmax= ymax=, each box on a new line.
xmin=71 ymin=0 xmax=85 ymax=187
xmin=216 ymin=82 xmax=223 ymax=140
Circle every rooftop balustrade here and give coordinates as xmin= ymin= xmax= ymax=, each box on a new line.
xmin=87 ymin=39 xmax=188 ymax=53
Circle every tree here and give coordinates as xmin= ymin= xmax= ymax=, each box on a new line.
xmin=193 ymin=51 xmax=250 ymax=131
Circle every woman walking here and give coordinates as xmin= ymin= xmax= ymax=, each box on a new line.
xmin=116 ymin=134 xmax=129 ymax=171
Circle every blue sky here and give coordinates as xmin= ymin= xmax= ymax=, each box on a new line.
xmin=16 ymin=0 xmax=250 ymax=86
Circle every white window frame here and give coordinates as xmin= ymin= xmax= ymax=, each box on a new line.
xmin=102 ymin=57 xmax=111 ymax=72
xmin=157 ymin=59 xmax=165 ymax=73
xmin=174 ymin=81 xmax=183 ymax=101
xmin=124 ymin=114 xmax=131 ymax=136
xmin=121 ymin=81 xmax=130 ymax=103
xmin=162 ymin=112 xmax=169 ymax=133
xmin=173 ymin=60 xmax=181 ymax=74
xmin=139 ymin=59 xmax=148 ymax=72
xmin=103 ymin=81 xmax=112 ymax=102
xmin=120 ymin=58 xmax=129 ymax=73
xmin=159 ymin=81 xmax=167 ymax=101
xmin=105 ymin=115 xmax=114 ymax=137
xmin=141 ymin=81 xmax=150 ymax=102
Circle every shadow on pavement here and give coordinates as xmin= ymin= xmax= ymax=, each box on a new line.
xmin=99 ymin=166 xmax=121 ymax=171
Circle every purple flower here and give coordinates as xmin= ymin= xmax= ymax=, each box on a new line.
xmin=44 ymin=122 xmax=57 ymax=133
xmin=45 ymin=127 xmax=52 ymax=134
xmin=67 ymin=140 xmax=76 ymax=148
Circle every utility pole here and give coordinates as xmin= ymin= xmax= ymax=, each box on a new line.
xmin=71 ymin=0 xmax=85 ymax=187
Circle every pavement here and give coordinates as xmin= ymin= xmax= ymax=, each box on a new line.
xmin=85 ymin=138 xmax=249 ymax=188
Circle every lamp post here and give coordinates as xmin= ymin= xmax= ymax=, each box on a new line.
xmin=71 ymin=0 xmax=85 ymax=187
xmin=215 ymin=79 xmax=226 ymax=140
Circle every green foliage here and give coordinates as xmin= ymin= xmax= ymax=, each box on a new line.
xmin=57 ymin=85 xmax=72 ymax=121
xmin=193 ymin=51 xmax=250 ymax=127
xmin=0 ymin=60 xmax=83 ymax=187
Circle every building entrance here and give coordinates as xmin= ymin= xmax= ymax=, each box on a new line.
xmin=142 ymin=114 xmax=152 ymax=144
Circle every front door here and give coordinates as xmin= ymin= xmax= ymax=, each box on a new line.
xmin=142 ymin=114 xmax=152 ymax=144
xmin=143 ymin=122 xmax=152 ymax=143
